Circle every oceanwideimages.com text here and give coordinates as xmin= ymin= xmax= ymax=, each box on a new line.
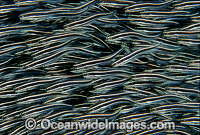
xmin=25 ymin=118 xmax=175 ymax=132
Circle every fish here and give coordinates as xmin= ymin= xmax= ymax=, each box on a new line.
xmin=64 ymin=12 xmax=115 ymax=29
xmin=74 ymin=47 xmax=124 ymax=70
xmin=0 ymin=0 xmax=200 ymax=134
xmin=112 ymin=45 xmax=158 ymax=67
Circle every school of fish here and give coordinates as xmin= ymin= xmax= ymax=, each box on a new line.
xmin=0 ymin=0 xmax=200 ymax=134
